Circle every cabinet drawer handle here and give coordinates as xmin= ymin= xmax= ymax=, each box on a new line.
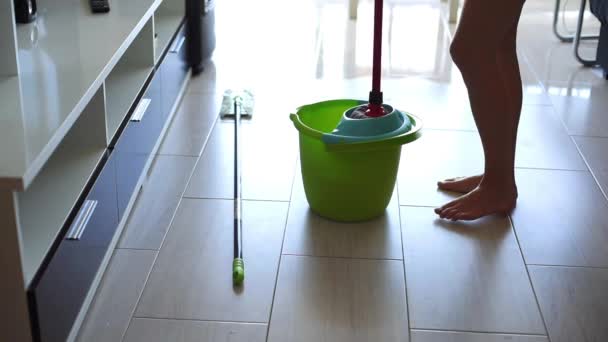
xmin=130 ymin=98 xmax=151 ymax=122
xmin=66 ymin=200 xmax=98 ymax=240
xmin=170 ymin=36 xmax=185 ymax=54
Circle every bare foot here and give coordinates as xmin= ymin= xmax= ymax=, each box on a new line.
xmin=434 ymin=183 xmax=517 ymax=221
xmin=437 ymin=175 xmax=483 ymax=193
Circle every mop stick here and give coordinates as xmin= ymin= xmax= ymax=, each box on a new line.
xmin=232 ymin=96 xmax=244 ymax=286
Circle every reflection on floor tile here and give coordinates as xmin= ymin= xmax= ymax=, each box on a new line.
xmin=158 ymin=93 xmax=219 ymax=156
xmin=119 ymin=155 xmax=197 ymax=250
xmin=574 ymin=136 xmax=608 ymax=196
xmin=267 ymin=255 xmax=408 ymax=342
xmin=398 ymin=130 xmax=483 ymax=207
xmin=124 ymin=318 xmax=267 ymax=342
xmin=77 ymin=249 xmax=156 ymax=342
xmin=411 ymin=330 xmax=548 ymax=342
xmin=136 ymin=199 xmax=287 ymax=322
xmin=530 ymin=266 xmax=608 ymax=342
xmin=546 ymin=81 xmax=608 ymax=137
xmin=512 ymin=168 xmax=608 ymax=267
xmin=283 ymin=170 xmax=402 ymax=259
xmin=187 ymin=61 xmax=219 ymax=94
xmin=402 ymin=207 xmax=545 ymax=334
xmin=519 ymin=0 xmax=603 ymax=86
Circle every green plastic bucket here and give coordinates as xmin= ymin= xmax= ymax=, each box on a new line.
xmin=290 ymin=99 xmax=422 ymax=222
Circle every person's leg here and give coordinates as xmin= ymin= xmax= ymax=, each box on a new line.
xmin=437 ymin=20 xmax=523 ymax=194
xmin=434 ymin=0 xmax=525 ymax=221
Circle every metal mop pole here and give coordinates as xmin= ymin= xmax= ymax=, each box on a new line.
xmin=232 ymin=96 xmax=244 ymax=286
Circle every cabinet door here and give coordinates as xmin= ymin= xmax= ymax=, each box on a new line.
xmin=161 ymin=24 xmax=188 ymax=121
xmin=30 ymin=154 xmax=118 ymax=342
xmin=113 ymin=72 xmax=162 ymax=218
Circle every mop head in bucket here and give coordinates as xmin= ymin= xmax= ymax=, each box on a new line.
xmin=322 ymin=101 xmax=413 ymax=145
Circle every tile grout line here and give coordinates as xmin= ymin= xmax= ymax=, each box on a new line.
xmin=570 ymin=136 xmax=608 ymax=204
xmin=182 ymin=195 xmax=291 ymax=203
xmin=118 ymin=113 xmax=221 ymax=342
xmin=507 ymin=214 xmax=553 ymax=342
xmin=513 ymin=166 xmax=589 ymax=172
xmin=156 ymin=152 xmax=202 ymax=158
xmin=411 ymin=327 xmax=549 ymax=337
xmin=569 ymin=133 xmax=608 ymax=139
xmin=399 ymin=203 xmax=441 ymax=209
xmin=397 ymin=180 xmax=413 ymax=342
xmin=264 ymin=157 xmax=299 ymax=342
xmin=527 ymin=263 xmax=608 ymax=270
xmin=131 ymin=316 xmax=267 ymax=325
xmin=114 ymin=246 xmax=159 ymax=252
xmin=280 ymin=253 xmax=403 ymax=261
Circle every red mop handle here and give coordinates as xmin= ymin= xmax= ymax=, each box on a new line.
xmin=372 ymin=0 xmax=383 ymax=94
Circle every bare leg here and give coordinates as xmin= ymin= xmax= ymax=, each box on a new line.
xmin=435 ymin=0 xmax=525 ymax=220
xmin=437 ymin=22 xmax=523 ymax=195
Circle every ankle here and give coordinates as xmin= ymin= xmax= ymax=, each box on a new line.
xmin=480 ymin=172 xmax=517 ymax=191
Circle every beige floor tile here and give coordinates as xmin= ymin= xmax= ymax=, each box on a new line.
xmin=124 ymin=318 xmax=267 ymax=342
xmin=183 ymin=123 xmax=233 ymax=199
xmin=529 ymin=266 xmax=608 ymax=342
xmin=574 ymin=136 xmax=608 ymax=196
xmin=411 ymin=330 xmax=548 ymax=342
xmin=398 ymin=130 xmax=484 ymax=207
xmin=546 ymin=81 xmax=608 ymax=137
xmin=119 ymin=155 xmax=197 ymax=250
xmin=267 ymin=255 xmax=408 ymax=342
xmin=512 ymin=168 xmax=608 ymax=267
xmin=184 ymin=121 xmax=297 ymax=201
xmin=76 ymin=249 xmax=156 ymax=342
xmin=518 ymin=52 xmax=551 ymax=106
xmin=135 ymin=199 xmax=287 ymax=322
xmin=283 ymin=170 xmax=402 ymax=259
xmin=158 ymin=93 xmax=219 ymax=156
xmin=402 ymin=207 xmax=545 ymax=334
xmin=515 ymin=105 xmax=587 ymax=170
xmin=187 ymin=61 xmax=219 ymax=94
xmin=517 ymin=3 xmax=608 ymax=138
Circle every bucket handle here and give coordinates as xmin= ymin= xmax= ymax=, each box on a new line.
xmin=289 ymin=113 xmax=324 ymax=139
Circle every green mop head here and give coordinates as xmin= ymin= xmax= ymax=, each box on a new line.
xmin=220 ymin=89 xmax=255 ymax=117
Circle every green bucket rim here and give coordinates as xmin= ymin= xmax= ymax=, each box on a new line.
xmin=290 ymin=99 xmax=423 ymax=152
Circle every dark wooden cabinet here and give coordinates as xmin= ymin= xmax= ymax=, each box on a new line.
xmin=161 ymin=25 xmax=189 ymax=121
xmin=29 ymin=153 xmax=118 ymax=342
xmin=113 ymin=70 xmax=162 ymax=218
xmin=27 ymin=22 xmax=190 ymax=342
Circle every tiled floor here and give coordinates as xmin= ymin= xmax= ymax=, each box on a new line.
xmin=77 ymin=0 xmax=608 ymax=341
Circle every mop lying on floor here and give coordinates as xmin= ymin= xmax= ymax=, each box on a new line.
xmin=219 ymin=89 xmax=254 ymax=286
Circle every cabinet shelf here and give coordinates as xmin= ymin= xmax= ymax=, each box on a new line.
xmin=0 ymin=0 xmax=158 ymax=190
xmin=154 ymin=11 xmax=184 ymax=62
xmin=105 ymin=65 xmax=154 ymax=142
xmin=17 ymin=86 xmax=107 ymax=287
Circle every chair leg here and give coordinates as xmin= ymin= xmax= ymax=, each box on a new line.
xmin=448 ymin=0 xmax=458 ymax=23
xmin=553 ymin=0 xmax=599 ymax=42
xmin=573 ymin=0 xmax=598 ymax=66
xmin=349 ymin=0 xmax=358 ymax=20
